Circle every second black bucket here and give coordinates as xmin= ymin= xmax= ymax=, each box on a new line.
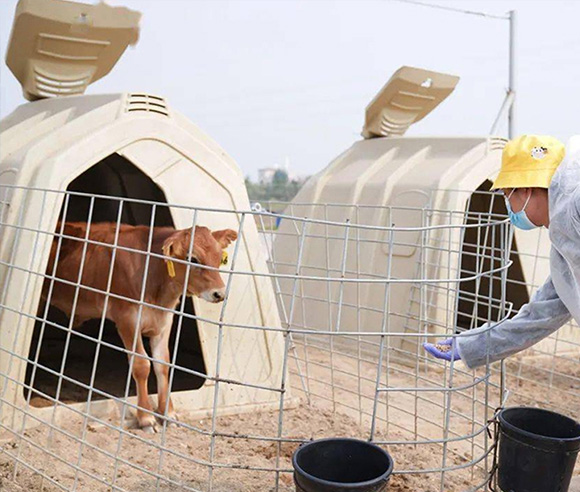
xmin=497 ymin=407 xmax=580 ymax=492
xmin=292 ymin=438 xmax=394 ymax=492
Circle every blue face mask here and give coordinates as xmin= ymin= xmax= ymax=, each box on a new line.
xmin=504 ymin=190 xmax=538 ymax=230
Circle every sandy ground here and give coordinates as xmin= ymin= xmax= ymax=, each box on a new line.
xmin=0 ymin=403 xmax=477 ymax=492
xmin=1 ymin=342 xmax=578 ymax=492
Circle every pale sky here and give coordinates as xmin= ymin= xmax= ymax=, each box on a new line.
xmin=1 ymin=0 xmax=580 ymax=179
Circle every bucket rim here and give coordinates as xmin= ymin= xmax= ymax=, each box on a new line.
xmin=292 ymin=437 xmax=394 ymax=489
xmin=499 ymin=406 xmax=580 ymax=444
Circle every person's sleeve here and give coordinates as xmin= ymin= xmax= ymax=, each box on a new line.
xmin=456 ymin=276 xmax=571 ymax=369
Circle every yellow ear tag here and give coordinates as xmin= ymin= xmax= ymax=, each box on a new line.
xmin=221 ymin=251 xmax=228 ymax=266
xmin=162 ymin=245 xmax=176 ymax=278
xmin=166 ymin=260 xmax=176 ymax=278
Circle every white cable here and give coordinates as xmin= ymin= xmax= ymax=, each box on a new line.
xmin=390 ymin=0 xmax=509 ymax=20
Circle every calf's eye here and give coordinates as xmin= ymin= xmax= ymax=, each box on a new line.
xmin=188 ymin=256 xmax=200 ymax=265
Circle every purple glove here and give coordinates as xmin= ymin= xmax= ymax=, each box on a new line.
xmin=423 ymin=338 xmax=461 ymax=362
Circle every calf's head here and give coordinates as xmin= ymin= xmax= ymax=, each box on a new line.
xmin=162 ymin=226 xmax=238 ymax=303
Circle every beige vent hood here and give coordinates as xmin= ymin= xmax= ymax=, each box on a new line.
xmin=362 ymin=66 xmax=460 ymax=139
xmin=5 ymin=0 xmax=141 ymax=101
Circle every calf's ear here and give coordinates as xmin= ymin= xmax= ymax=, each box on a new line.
xmin=162 ymin=229 xmax=191 ymax=258
xmin=212 ymin=229 xmax=238 ymax=248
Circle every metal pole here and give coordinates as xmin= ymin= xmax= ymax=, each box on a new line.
xmin=508 ymin=10 xmax=517 ymax=138
xmin=490 ymin=91 xmax=515 ymax=135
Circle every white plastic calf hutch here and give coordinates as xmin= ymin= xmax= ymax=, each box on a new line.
xmin=0 ymin=93 xmax=285 ymax=431
xmin=273 ymin=66 xmax=577 ymax=361
xmin=0 ymin=0 xmax=284 ymax=437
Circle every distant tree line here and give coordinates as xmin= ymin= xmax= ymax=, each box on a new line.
xmin=245 ymin=169 xmax=307 ymax=205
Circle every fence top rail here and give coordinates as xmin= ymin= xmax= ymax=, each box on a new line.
xmin=0 ymin=184 xmax=511 ymax=233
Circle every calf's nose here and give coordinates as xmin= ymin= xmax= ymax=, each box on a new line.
xmin=211 ymin=289 xmax=225 ymax=302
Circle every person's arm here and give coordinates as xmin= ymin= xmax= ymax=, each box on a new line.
xmin=456 ymin=275 xmax=571 ymax=369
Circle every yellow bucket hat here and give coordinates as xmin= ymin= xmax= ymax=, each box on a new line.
xmin=492 ymin=135 xmax=566 ymax=190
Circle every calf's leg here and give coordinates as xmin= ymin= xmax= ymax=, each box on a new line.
xmin=117 ymin=327 xmax=156 ymax=432
xmin=150 ymin=327 xmax=177 ymax=424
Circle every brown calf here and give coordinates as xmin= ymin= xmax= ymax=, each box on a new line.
xmin=42 ymin=222 xmax=238 ymax=432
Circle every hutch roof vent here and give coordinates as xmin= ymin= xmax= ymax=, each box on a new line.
xmin=5 ymin=0 xmax=141 ymax=101
xmin=125 ymin=93 xmax=169 ymax=117
xmin=362 ymin=66 xmax=459 ymax=139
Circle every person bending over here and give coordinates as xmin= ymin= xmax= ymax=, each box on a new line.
xmin=424 ymin=135 xmax=576 ymax=369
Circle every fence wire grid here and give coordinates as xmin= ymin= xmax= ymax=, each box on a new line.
xmin=0 ymin=185 xmax=577 ymax=492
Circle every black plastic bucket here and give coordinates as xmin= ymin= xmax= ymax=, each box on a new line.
xmin=292 ymin=438 xmax=394 ymax=492
xmin=497 ymin=407 xmax=580 ymax=492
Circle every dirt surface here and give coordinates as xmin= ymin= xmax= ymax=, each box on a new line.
xmin=1 ymin=344 xmax=578 ymax=492
xmin=0 ymin=403 xmax=477 ymax=492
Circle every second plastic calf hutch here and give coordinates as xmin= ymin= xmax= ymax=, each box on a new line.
xmin=273 ymin=66 xmax=575 ymax=359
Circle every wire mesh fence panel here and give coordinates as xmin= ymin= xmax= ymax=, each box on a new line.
xmin=262 ymin=196 xmax=513 ymax=491
xmin=0 ymin=186 xmax=285 ymax=492
xmin=1 ymin=185 xmax=575 ymax=492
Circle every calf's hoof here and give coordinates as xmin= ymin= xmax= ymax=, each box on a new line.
xmin=138 ymin=413 xmax=158 ymax=433
xmin=156 ymin=409 xmax=179 ymax=427
xmin=141 ymin=424 xmax=158 ymax=434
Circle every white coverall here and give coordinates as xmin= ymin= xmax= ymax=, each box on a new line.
xmin=457 ymin=151 xmax=580 ymax=368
